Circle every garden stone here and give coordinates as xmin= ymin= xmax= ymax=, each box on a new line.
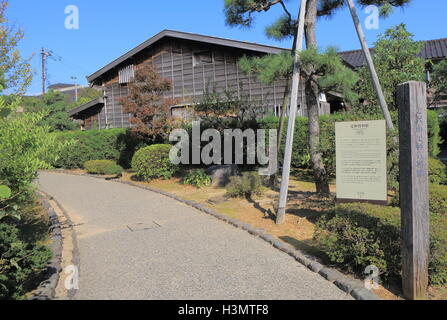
xmin=308 ymin=261 xmax=324 ymax=273
xmin=206 ymin=165 xmax=239 ymax=187
xmin=334 ymin=277 xmax=364 ymax=294
xmin=351 ymin=287 xmax=381 ymax=300
xmin=319 ymin=268 xmax=344 ymax=282
xmin=207 ymin=196 xmax=229 ymax=205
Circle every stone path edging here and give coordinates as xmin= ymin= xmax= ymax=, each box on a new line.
xmin=42 ymin=170 xmax=380 ymax=300
xmin=30 ymin=192 xmax=63 ymax=300
xmin=31 ymin=190 xmax=81 ymax=300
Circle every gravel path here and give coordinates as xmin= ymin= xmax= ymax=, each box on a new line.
xmin=38 ymin=172 xmax=351 ymax=300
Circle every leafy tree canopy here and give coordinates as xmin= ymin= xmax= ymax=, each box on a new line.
xmin=0 ymin=0 xmax=32 ymax=94
xmin=120 ymin=64 xmax=176 ymax=141
xmin=356 ymin=23 xmax=425 ymax=111
xmin=430 ymin=60 xmax=447 ymax=105
xmin=22 ymin=90 xmax=79 ymax=132
xmin=224 ymin=0 xmax=411 ymax=42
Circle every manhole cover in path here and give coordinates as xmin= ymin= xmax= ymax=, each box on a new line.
xmin=127 ymin=221 xmax=161 ymax=232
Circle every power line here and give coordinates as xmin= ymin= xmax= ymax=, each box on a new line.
xmin=40 ymin=48 xmax=90 ymax=92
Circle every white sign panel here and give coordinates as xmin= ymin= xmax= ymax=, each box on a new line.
xmin=336 ymin=120 xmax=387 ymax=203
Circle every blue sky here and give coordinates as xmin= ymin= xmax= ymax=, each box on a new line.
xmin=6 ymin=0 xmax=446 ymax=95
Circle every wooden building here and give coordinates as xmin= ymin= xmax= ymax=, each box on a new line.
xmin=69 ymin=30 xmax=329 ymax=130
xmin=70 ymin=30 xmax=447 ymax=130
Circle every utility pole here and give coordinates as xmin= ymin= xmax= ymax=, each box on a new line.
xmin=71 ymin=76 xmax=78 ymax=102
xmin=346 ymin=0 xmax=394 ymax=131
xmin=276 ymin=0 xmax=307 ymax=224
xmin=40 ymin=48 xmax=51 ymax=96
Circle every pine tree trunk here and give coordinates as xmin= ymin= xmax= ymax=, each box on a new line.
xmin=304 ymin=0 xmax=330 ymax=195
xmin=306 ymin=79 xmax=330 ymax=194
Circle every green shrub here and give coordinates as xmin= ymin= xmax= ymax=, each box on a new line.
xmin=314 ymin=203 xmax=401 ymax=279
xmin=226 ymin=172 xmax=264 ymax=198
xmin=104 ymin=164 xmax=124 ymax=176
xmin=84 ymin=160 xmax=123 ymax=176
xmin=429 ymin=157 xmax=447 ymax=185
xmin=429 ymin=184 xmax=447 ymax=217
xmin=430 ymin=214 xmax=447 ymax=285
xmin=314 ymin=201 xmax=447 ymax=285
xmin=182 ymin=169 xmax=211 ymax=188
xmin=0 ymin=223 xmax=52 ymax=299
xmin=427 ymin=109 xmax=442 ymax=157
xmin=52 ymin=129 xmax=148 ymax=169
xmin=131 ymin=144 xmax=177 ymax=181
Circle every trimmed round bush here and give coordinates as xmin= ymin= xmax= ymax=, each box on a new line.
xmin=131 ymin=144 xmax=177 ymax=181
xmin=84 ymin=160 xmax=123 ymax=176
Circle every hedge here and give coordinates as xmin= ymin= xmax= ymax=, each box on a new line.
xmin=258 ymin=111 xmax=399 ymax=177
xmin=51 ymin=129 xmax=148 ymax=169
xmin=259 ymin=110 xmax=440 ymax=166
xmin=315 ymin=184 xmax=447 ymax=285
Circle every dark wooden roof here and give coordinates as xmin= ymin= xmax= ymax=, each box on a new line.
xmin=68 ymin=97 xmax=104 ymax=117
xmin=87 ymin=29 xmax=288 ymax=83
xmin=339 ymin=38 xmax=447 ymax=68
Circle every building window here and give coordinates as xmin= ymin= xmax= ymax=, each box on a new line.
xmin=193 ymin=51 xmax=213 ymax=67
xmin=119 ymin=64 xmax=135 ymax=84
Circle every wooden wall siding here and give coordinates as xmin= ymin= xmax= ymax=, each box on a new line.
xmin=104 ymin=83 xmax=132 ymax=129
xmin=94 ymin=38 xmax=310 ymax=130
xmin=80 ymin=106 xmax=102 ymax=130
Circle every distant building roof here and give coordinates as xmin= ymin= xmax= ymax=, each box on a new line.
xmin=48 ymin=83 xmax=74 ymax=90
xmin=339 ymin=38 xmax=447 ymax=68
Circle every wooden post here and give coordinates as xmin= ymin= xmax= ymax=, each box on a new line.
xmin=276 ymin=0 xmax=306 ymax=224
xmin=397 ymin=81 xmax=430 ymax=300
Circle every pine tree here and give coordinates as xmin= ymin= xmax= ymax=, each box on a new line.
xmin=224 ymin=0 xmax=412 ymax=195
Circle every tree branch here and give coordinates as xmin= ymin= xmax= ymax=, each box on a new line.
xmin=278 ymin=1 xmax=292 ymax=22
